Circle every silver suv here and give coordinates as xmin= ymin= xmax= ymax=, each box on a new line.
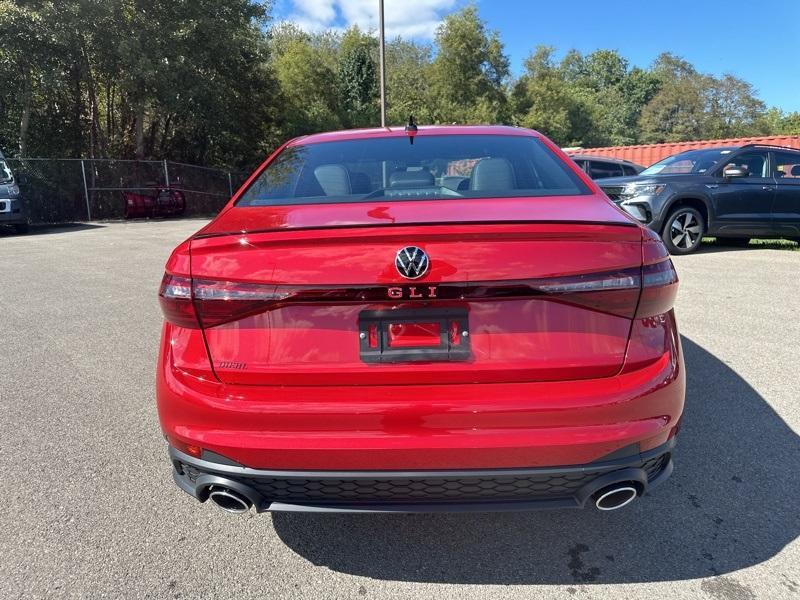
xmin=0 ymin=151 xmax=27 ymax=233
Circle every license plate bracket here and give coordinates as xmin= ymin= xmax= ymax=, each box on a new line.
xmin=359 ymin=308 xmax=471 ymax=363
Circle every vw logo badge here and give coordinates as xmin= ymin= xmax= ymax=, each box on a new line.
xmin=395 ymin=246 xmax=430 ymax=279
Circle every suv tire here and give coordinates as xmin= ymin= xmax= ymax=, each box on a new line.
xmin=13 ymin=223 xmax=30 ymax=234
xmin=662 ymin=207 xmax=705 ymax=255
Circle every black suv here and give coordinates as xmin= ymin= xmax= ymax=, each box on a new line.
xmin=599 ymin=144 xmax=800 ymax=254
xmin=570 ymin=154 xmax=644 ymax=179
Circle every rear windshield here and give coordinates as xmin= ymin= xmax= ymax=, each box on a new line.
xmin=641 ymin=148 xmax=735 ymax=176
xmin=237 ymin=135 xmax=590 ymax=206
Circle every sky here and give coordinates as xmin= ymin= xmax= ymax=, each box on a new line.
xmin=273 ymin=0 xmax=800 ymax=112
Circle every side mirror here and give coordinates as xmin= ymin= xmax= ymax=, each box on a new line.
xmin=16 ymin=174 xmax=28 ymax=185
xmin=722 ymin=164 xmax=748 ymax=179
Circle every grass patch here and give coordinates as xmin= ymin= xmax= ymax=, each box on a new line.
xmin=703 ymin=237 xmax=799 ymax=251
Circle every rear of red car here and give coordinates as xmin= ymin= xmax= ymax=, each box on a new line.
xmin=156 ymin=126 xmax=684 ymax=513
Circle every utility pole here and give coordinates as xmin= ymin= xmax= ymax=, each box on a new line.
xmin=378 ymin=0 xmax=386 ymax=127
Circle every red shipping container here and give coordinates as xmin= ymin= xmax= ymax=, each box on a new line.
xmin=570 ymin=135 xmax=800 ymax=166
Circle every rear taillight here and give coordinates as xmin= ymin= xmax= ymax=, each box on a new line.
xmin=159 ymin=261 xmax=679 ymax=329
xmin=159 ymin=274 xmax=198 ymax=328
xmin=192 ymin=279 xmax=284 ymax=327
xmin=519 ymin=260 xmax=677 ymax=319
xmin=636 ymin=259 xmax=679 ymax=318
xmin=529 ymin=269 xmax=641 ymax=318
xmin=620 ymin=259 xmax=680 ymax=373
xmin=159 ymin=274 xmax=284 ymax=328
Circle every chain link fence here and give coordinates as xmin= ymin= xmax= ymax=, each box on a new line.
xmin=6 ymin=158 xmax=248 ymax=223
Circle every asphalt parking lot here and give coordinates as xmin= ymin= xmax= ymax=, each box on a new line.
xmin=1 ymin=219 xmax=798 ymax=600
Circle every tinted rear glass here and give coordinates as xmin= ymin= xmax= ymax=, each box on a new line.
xmin=641 ymin=148 xmax=735 ymax=175
xmin=589 ymin=161 xmax=623 ymax=179
xmin=773 ymin=151 xmax=800 ymax=179
xmin=237 ymin=135 xmax=590 ymax=206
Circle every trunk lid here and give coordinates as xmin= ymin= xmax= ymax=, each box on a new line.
xmin=197 ymin=194 xmax=634 ymax=237
xmin=191 ymin=199 xmax=644 ymax=386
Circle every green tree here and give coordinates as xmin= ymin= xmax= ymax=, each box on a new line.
xmin=162 ymin=0 xmax=282 ymax=165
xmin=777 ymin=111 xmax=800 ymax=135
xmin=511 ymin=47 xmax=660 ymax=147
xmin=0 ymin=1 xmax=58 ymax=156
xmin=429 ymin=6 xmax=510 ymax=124
xmin=271 ymin=23 xmax=342 ymax=137
xmin=758 ymin=108 xmax=800 ymax=135
xmin=0 ymin=1 xmax=786 ymax=168
xmin=337 ymin=27 xmax=379 ymax=128
xmin=512 ymin=46 xmax=576 ymax=144
xmin=639 ymin=54 xmax=770 ymax=143
xmin=639 ymin=53 xmax=710 ymax=143
xmin=568 ymin=50 xmax=660 ymax=146
xmin=0 ymin=0 xmax=281 ymax=168
xmin=705 ymin=74 xmax=766 ymax=138
xmin=385 ymin=38 xmax=434 ymax=125
xmin=614 ymin=67 xmax=661 ymax=143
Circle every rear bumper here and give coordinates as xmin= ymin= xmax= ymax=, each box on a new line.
xmin=168 ymin=439 xmax=675 ymax=513
xmin=157 ymin=334 xmax=684 ymax=471
xmin=158 ymin=308 xmax=684 ymax=511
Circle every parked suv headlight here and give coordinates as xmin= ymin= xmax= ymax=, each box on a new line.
xmin=622 ymin=183 xmax=665 ymax=198
xmin=7 ymin=184 xmax=20 ymax=196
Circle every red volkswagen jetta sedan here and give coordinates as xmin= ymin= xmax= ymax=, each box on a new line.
xmin=157 ymin=125 xmax=684 ymax=514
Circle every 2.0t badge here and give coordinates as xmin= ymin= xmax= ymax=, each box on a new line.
xmin=395 ymin=246 xmax=430 ymax=279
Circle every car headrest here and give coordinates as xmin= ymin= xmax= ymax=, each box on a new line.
xmin=470 ymin=158 xmax=515 ymax=191
xmin=349 ymin=171 xmax=372 ymax=194
xmin=441 ymin=175 xmax=469 ymax=191
xmin=314 ymin=164 xmax=351 ymax=196
xmin=389 ymin=170 xmax=435 ymax=188
xmin=791 ymin=165 xmax=800 ymax=177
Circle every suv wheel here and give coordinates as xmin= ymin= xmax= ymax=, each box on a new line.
xmin=662 ymin=207 xmax=704 ymax=255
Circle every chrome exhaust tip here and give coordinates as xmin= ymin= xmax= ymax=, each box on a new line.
xmin=593 ymin=484 xmax=638 ymax=511
xmin=208 ymin=487 xmax=253 ymax=514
